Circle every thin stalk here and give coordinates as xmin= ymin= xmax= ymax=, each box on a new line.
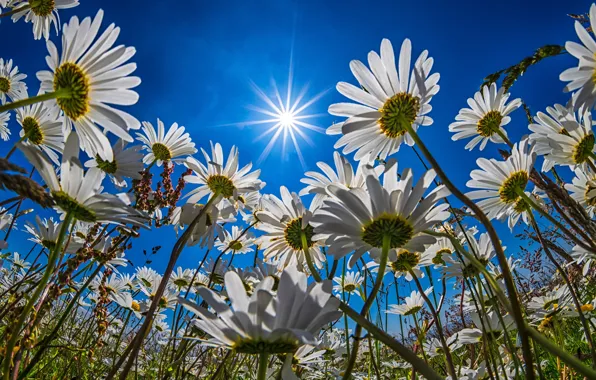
xmin=341 ymin=235 xmax=390 ymax=380
xmin=0 ymin=4 xmax=29 ymax=18
xmin=410 ymin=271 xmax=457 ymax=379
xmin=405 ymin=125 xmax=536 ymax=379
xmin=0 ymin=88 xmax=71 ymax=114
xmin=111 ymin=193 xmax=219 ymax=380
xmin=528 ymin=212 xmax=596 ymax=366
xmin=1 ymin=212 xmax=73 ymax=380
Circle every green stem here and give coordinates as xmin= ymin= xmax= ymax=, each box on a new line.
xmin=0 ymin=5 xmax=30 ymax=19
xmin=5 ymin=136 xmax=26 ymax=159
xmin=405 ymin=124 xmax=536 ymax=379
xmin=495 ymin=128 xmax=514 ymax=148
xmin=0 ymin=89 xmax=71 ymax=114
xmin=256 ymin=353 xmax=269 ymax=380
xmin=517 ymin=190 xmax=596 ymax=254
xmin=1 ymin=212 xmax=73 ymax=380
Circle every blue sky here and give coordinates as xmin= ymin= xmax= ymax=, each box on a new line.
xmin=1 ymin=0 xmax=593 ymax=333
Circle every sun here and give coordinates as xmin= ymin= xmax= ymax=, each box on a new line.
xmin=216 ymin=50 xmax=328 ymax=169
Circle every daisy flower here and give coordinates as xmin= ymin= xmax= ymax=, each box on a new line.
xmin=19 ymin=132 xmax=146 ymax=227
xmin=24 ymin=216 xmax=81 ymax=253
xmin=255 ymin=186 xmax=326 ymax=270
xmin=169 ymin=267 xmax=195 ymax=291
xmin=178 ymin=265 xmax=341 ymax=354
xmin=506 ymin=186 xmax=545 ymax=231
xmin=10 ymin=0 xmax=79 ymax=41
xmin=184 ymin=142 xmax=264 ymax=203
xmin=425 ymin=236 xmax=455 ymax=268
xmin=85 ymin=139 xmax=143 ymax=188
xmin=449 ymin=83 xmax=521 ymax=150
xmin=214 ymin=225 xmax=255 ymax=255
xmin=443 ymin=232 xmax=497 ymax=279
xmin=327 ymin=38 xmax=439 ymax=160
xmin=560 ymin=4 xmax=596 ymax=109
xmin=545 ymin=107 xmax=596 ymax=167
xmin=300 ymin=151 xmax=387 ymax=210
xmin=528 ymin=103 xmax=578 ymax=171
xmin=135 ymin=266 xmax=160 ymax=288
xmin=0 ymin=111 xmax=9 ymax=141
xmin=136 ymin=118 xmax=196 ymax=166
xmin=466 ymin=138 xmax=535 ymax=220
xmin=111 ymin=292 xmax=142 ymax=318
xmin=178 ymin=203 xmax=230 ymax=249
xmin=281 ymin=345 xmax=326 ymax=379
xmin=386 ymin=287 xmax=432 ymax=316
xmin=16 ymin=100 xmax=63 ymax=164
xmin=36 ymin=9 xmax=141 ymax=161
xmin=570 ymin=244 xmax=595 ymax=276
xmin=332 ymin=271 xmax=363 ymax=296
xmin=527 ymin=286 xmax=572 ymax=314
xmin=312 ymin=162 xmax=450 ymax=267
xmin=566 ymin=166 xmax=596 ymax=217
xmin=9 ymin=252 xmax=30 ymax=272
xmin=368 ymin=248 xmax=434 ymax=281
xmin=0 ymin=58 xmax=27 ymax=104
xmin=218 ymin=190 xmax=262 ymax=219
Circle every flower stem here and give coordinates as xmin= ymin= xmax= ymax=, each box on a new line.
xmin=256 ymin=353 xmax=269 ymax=380
xmin=111 ymin=193 xmax=219 ymax=380
xmin=1 ymin=212 xmax=73 ymax=380
xmin=0 ymin=5 xmax=29 ymax=19
xmin=517 ymin=189 xmax=596 ymax=253
xmin=0 ymin=89 xmax=71 ymax=114
xmin=405 ymin=123 xmax=536 ymax=379
xmin=5 ymin=135 xmax=26 ymax=159
xmin=410 ymin=271 xmax=457 ymax=379
xmin=495 ymin=128 xmax=514 ymax=148
xmin=341 ymin=235 xmax=390 ymax=380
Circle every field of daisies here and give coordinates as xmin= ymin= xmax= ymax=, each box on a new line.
xmin=3 ymin=1 xmax=596 ymax=379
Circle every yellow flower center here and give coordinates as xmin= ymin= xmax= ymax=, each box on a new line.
xmin=52 ymin=190 xmax=96 ymax=222
xmin=0 ymin=77 xmax=10 ymax=93
xmin=22 ymin=116 xmax=44 ymax=145
xmin=378 ymin=93 xmax=420 ymax=138
xmin=131 ymin=301 xmax=140 ymax=312
xmin=581 ymin=304 xmax=594 ymax=312
xmin=362 ymin=214 xmax=414 ymax=249
xmin=54 ymin=62 xmax=90 ymax=121
xmin=96 ymin=155 xmax=118 ymax=174
xmin=390 ymin=250 xmax=420 ymax=272
xmin=572 ymin=134 xmax=595 ymax=164
xmin=283 ymin=217 xmax=314 ymax=250
xmin=499 ymin=171 xmax=529 ymax=204
xmin=151 ymin=142 xmax=172 ymax=161
xmin=476 ymin=110 xmax=503 ymax=137
xmin=230 ymin=241 xmax=243 ymax=251
xmin=30 ymin=0 xmax=55 ymax=17
xmin=343 ymin=284 xmax=357 ymax=292
xmin=206 ymin=175 xmax=236 ymax=198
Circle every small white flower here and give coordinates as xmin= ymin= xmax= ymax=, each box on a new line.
xmin=136 ymin=118 xmax=196 ymax=166
xmin=0 ymin=58 xmax=27 ymax=104
xmin=85 ymin=139 xmax=144 ymax=188
xmin=10 ymin=0 xmax=79 ymax=41
xmin=386 ymin=287 xmax=432 ymax=316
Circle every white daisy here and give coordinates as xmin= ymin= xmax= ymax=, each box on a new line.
xmin=169 ymin=267 xmax=195 ymax=291
xmin=255 ymin=186 xmax=326 ymax=270
xmin=528 ymin=103 xmax=578 ymax=171
xmin=368 ymin=248 xmax=435 ymax=281
xmin=177 ymin=203 xmax=231 ymax=249
xmin=24 ymin=216 xmax=82 ymax=253
xmin=281 ymin=345 xmax=327 ymax=379
xmin=466 ymin=138 xmax=536 ymax=220
xmin=442 ymin=232 xmax=497 ymax=279
xmin=19 ymin=131 xmax=145 ymax=227
xmin=312 ymin=162 xmax=450 ymax=267
xmin=9 ymin=252 xmax=30 ymax=272
xmin=36 ymin=9 xmax=141 ymax=161
xmin=506 ymin=186 xmax=545 ymax=231
xmin=184 ymin=142 xmax=264 ymax=203
xmin=10 ymin=0 xmax=79 ymax=41
xmin=0 ymin=58 xmax=27 ymax=104
xmin=85 ymin=139 xmax=143 ymax=188
xmin=300 ymin=151 xmax=388 ymax=210
xmin=560 ymin=4 xmax=596 ymax=109
xmin=135 ymin=266 xmax=160 ymax=288
xmin=425 ymin=236 xmax=455 ymax=268
xmin=178 ymin=265 xmax=341 ymax=354
xmin=136 ymin=118 xmax=196 ymax=166
xmin=449 ymin=83 xmax=521 ymax=150
xmin=386 ymin=287 xmax=432 ymax=316
xmin=0 ymin=111 xmax=9 ymax=141
xmin=16 ymin=100 xmax=63 ymax=164
xmin=566 ymin=166 xmax=596 ymax=217
xmin=327 ymin=38 xmax=439 ymax=160
xmin=111 ymin=292 xmax=142 ymax=318
xmin=214 ymin=225 xmax=255 ymax=255
xmin=332 ymin=271 xmax=363 ymax=296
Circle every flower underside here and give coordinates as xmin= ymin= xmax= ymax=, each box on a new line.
xmin=96 ymin=155 xmax=118 ymax=174
xmin=230 ymin=241 xmax=243 ymax=251
xmin=499 ymin=171 xmax=529 ymax=204
xmin=54 ymin=62 xmax=90 ymax=121
xmin=233 ymin=338 xmax=299 ymax=354
xmin=585 ymin=182 xmax=596 ymax=207
xmin=343 ymin=284 xmax=356 ymax=292
xmin=476 ymin=110 xmax=503 ymax=137
xmin=0 ymin=77 xmax=10 ymax=93
xmin=206 ymin=175 xmax=236 ymax=198
xmin=152 ymin=142 xmax=172 ymax=161
xmin=284 ymin=217 xmax=315 ymax=250
xmin=390 ymin=250 xmax=420 ymax=272
xmin=41 ymin=239 xmax=57 ymax=251
xmin=432 ymin=248 xmax=451 ymax=265
xmin=22 ymin=117 xmax=44 ymax=145
xmin=52 ymin=190 xmax=97 ymax=222
xmin=361 ymin=214 xmax=414 ymax=249
xmin=404 ymin=305 xmax=422 ymax=316
xmin=572 ymin=134 xmax=595 ymax=164
xmin=378 ymin=93 xmax=420 ymax=138
xmin=173 ymin=278 xmax=189 ymax=287
xmin=31 ymin=0 xmax=56 ymax=17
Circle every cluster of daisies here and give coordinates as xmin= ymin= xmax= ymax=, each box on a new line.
xmin=2 ymin=1 xmax=596 ymax=379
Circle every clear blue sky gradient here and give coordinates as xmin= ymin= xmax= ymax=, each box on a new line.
xmin=1 ymin=0 xmax=593 ymax=333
